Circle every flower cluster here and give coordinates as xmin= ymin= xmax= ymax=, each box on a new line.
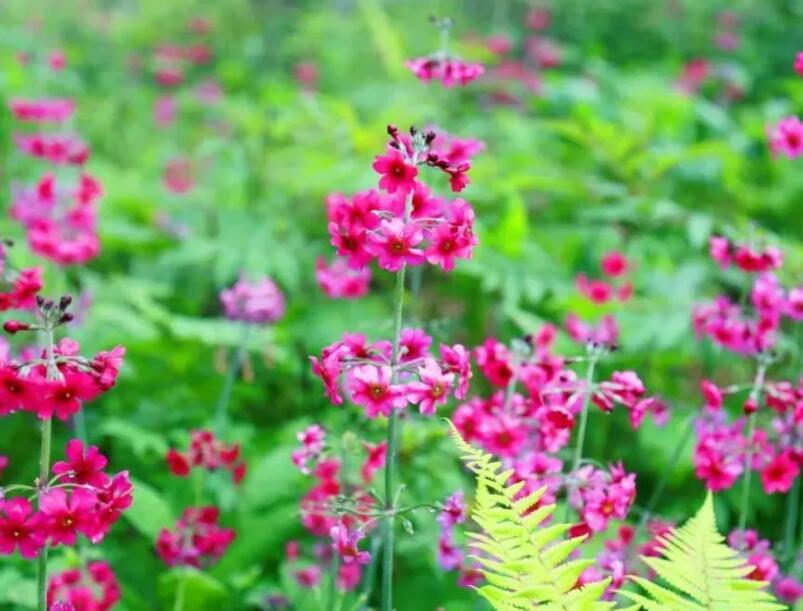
xmin=327 ymin=125 xmax=478 ymax=274
xmin=693 ymin=244 xmax=800 ymax=355
xmin=165 ymin=429 xmax=247 ymax=484
xmin=310 ymin=330 xmax=471 ymax=418
xmin=728 ymin=529 xmax=803 ymax=606
xmin=576 ymin=525 xmax=633 ymax=600
xmin=315 ymin=257 xmax=371 ymax=299
xmin=151 ymin=18 xmax=214 ymax=89
xmin=156 ymin=506 xmax=235 ymax=567
xmin=287 ymin=425 xmax=378 ymax=592
xmin=434 ymin=490 xmax=470 ymax=575
xmin=405 ymin=56 xmax=484 ymax=87
xmin=567 ymin=463 xmax=637 ymax=534
xmin=575 ymin=251 xmax=633 ymax=304
xmin=693 ymin=379 xmax=801 ymax=494
xmin=0 ymin=439 xmax=133 ymax=559
xmin=0 ymin=333 xmax=124 ymax=421
xmin=9 ymin=88 xmax=103 ymax=266
xmin=0 ymin=265 xmax=43 ymax=312
xmin=219 ymin=274 xmax=286 ymax=324
xmin=47 ymin=560 xmax=121 ymax=611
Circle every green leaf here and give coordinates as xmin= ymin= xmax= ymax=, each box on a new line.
xmin=158 ymin=568 xmax=228 ymax=611
xmin=124 ymin=477 xmax=176 ymax=540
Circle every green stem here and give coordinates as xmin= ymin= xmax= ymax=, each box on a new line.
xmin=380 ymin=262 xmax=407 ymax=611
xmin=564 ymin=355 xmax=597 ymax=522
xmin=213 ymin=324 xmax=252 ymax=435
xmin=738 ymin=362 xmax=767 ymax=532
xmin=173 ymin=569 xmax=187 ymax=611
xmin=782 ymin=469 xmax=800 ymax=564
xmin=37 ymin=327 xmax=57 ymax=611
xmin=632 ymin=414 xmax=695 ymax=544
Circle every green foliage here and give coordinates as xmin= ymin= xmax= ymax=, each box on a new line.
xmin=622 ymin=494 xmax=786 ymax=611
xmin=449 ymin=422 xmax=615 ymax=610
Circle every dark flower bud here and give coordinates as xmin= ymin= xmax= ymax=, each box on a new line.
xmin=424 ymin=131 xmax=437 ymax=145
xmin=36 ymin=296 xmax=46 ymax=307
xmin=409 ymin=125 xmax=418 ymax=136
xmin=3 ymin=320 xmax=30 ymax=334
xmin=59 ymin=313 xmax=75 ymax=324
xmin=59 ymin=295 xmax=73 ymax=310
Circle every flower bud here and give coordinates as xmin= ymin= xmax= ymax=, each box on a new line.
xmin=59 ymin=295 xmax=73 ymax=310
xmin=743 ymin=397 xmax=758 ymax=415
xmin=3 ymin=320 xmax=30 ymax=334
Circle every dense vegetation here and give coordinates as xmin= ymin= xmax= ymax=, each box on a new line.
xmin=0 ymin=1 xmax=801 ymax=610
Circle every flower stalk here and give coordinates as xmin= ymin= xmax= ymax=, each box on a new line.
xmin=564 ymin=347 xmax=600 ymax=522
xmin=37 ymin=324 xmax=58 ymax=611
xmin=738 ymin=359 xmax=768 ymax=531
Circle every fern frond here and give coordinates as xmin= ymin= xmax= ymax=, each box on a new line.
xmin=448 ymin=421 xmax=614 ymax=610
xmin=619 ymin=493 xmax=786 ymax=611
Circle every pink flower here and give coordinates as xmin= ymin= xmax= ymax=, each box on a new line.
xmin=220 ymin=274 xmax=285 ymax=324
xmin=39 ymin=488 xmax=98 ymax=545
xmin=399 ymin=327 xmax=432 ymax=362
xmin=425 ymin=221 xmax=473 ymax=271
xmin=367 ymin=219 xmax=425 ymax=271
xmin=360 ymin=441 xmax=387 ymax=483
xmin=795 ymin=52 xmax=803 ymax=77
xmin=760 ymin=451 xmax=799 ymax=493
xmin=294 ymin=566 xmax=321 ymax=588
xmin=0 ymin=497 xmax=46 ymax=558
xmin=315 ymin=257 xmax=371 ymax=299
xmin=440 ymin=344 xmax=472 ymax=399
xmin=437 ymin=490 xmax=466 ymax=529
xmin=349 ymin=365 xmax=407 ymax=418
xmin=709 ymin=236 xmax=731 ymax=268
xmin=768 ymin=116 xmax=803 ymax=158
xmin=310 ymin=353 xmax=344 ymax=406
xmin=436 ymin=532 xmax=463 ymax=570
xmin=330 ymin=523 xmax=371 ymax=565
xmin=372 ymin=150 xmax=418 ymax=194
xmin=775 ymin=576 xmax=803 ymax=605
xmin=52 ymin=439 xmax=109 ymax=488
xmin=407 ymin=359 xmax=454 ymax=415
xmin=700 ymin=380 xmax=723 ymax=411
xmin=601 ymin=251 xmax=628 ymax=277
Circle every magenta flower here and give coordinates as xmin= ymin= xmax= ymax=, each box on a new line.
xmin=0 ymin=497 xmax=46 ymax=558
xmin=52 ymin=439 xmax=109 ymax=487
xmin=39 ymin=488 xmax=98 ymax=545
xmin=440 ymin=344 xmax=472 ymax=399
xmin=399 ymin=327 xmax=432 ymax=363
xmin=220 ymin=274 xmax=285 ymax=324
xmin=349 ymin=365 xmax=407 ymax=418
xmin=372 ymin=149 xmax=418 ymax=194
xmin=360 ymin=441 xmax=387 ymax=483
xmin=760 ymin=451 xmax=799 ymax=494
xmin=768 ymin=116 xmax=803 ymax=158
xmin=795 ymin=52 xmax=803 ymax=77
xmin=367 ymin=219 xmax=425 ymax=272
xmin=330 ymin=522 xmax=371 ymax=565
xmin=309 ymin=353 xmax=344 ymax=405
xmin=600 ymin=251 xmax=629 ymax=277
xmin=437 ymin=490 xmax=467 ymax=529
xmin=407 ymin=358 xmax=454 ymax=415
xmin=315 ymin=257 xmax=371 ymax=299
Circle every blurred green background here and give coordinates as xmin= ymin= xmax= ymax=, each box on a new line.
xmin=0 ymin=0 xmax=801 ymax=609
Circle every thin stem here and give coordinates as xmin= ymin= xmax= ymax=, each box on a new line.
xmin=738 ymin=361 xmax=768 ymax=531
xmin=563 ymin=354 xmax=598 ymax=522
xmin=173 ymin=569 xmax=187 ymax=611
xmin=37 ymin=326 xmax=57 ymax=611
xmin=381 ymin=262 xmax=406 ymax=611
xmin=213 ymin=323 xmax=252 ymax=435
xmin=631 ymin=415 xmax=695 ymax=545
xmin=782 ymin=469 xmax=800 ymax=564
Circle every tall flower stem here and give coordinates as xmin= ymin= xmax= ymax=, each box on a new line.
xmin=381 ymin=262 xmax=406 ymax=611
xmin=173 ymin=570 xmax=187 ymax=611
xmin=783 ymin=476 xmax=801 ymax=563
xmin=37 ymin=326 xmax=57 ymax=611
xmin=564 ymin=351 xmax=598 ymax=522
xmin=213 ymin=323 xmax=252 ymax=435
xmin=738 ymin=360 xmax=768 ymax=531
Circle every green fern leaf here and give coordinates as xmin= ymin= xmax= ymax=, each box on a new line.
xmin=620 ymin=493 xmax=786 ymax=611
xmin=448 ymin=421 xmax=614 ymax=610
